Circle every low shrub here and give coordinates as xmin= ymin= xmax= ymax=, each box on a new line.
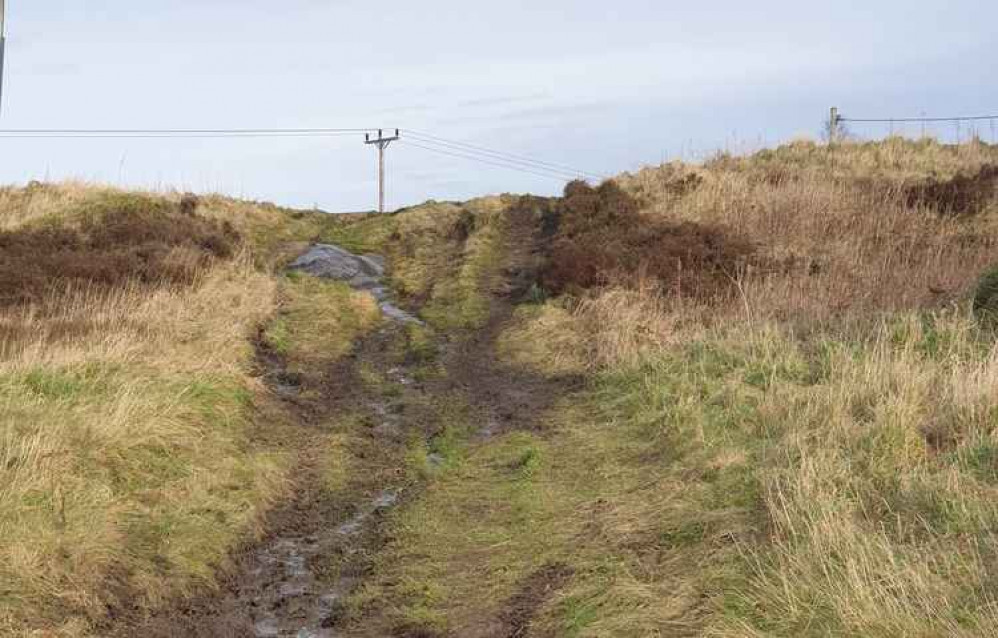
xmin=541 ymin=181 xmax=756 ymax=300
xmin=0 ymin=193 xmax=239 ymax=306
xmin=905 ymin=164 xmax=998 ymax=215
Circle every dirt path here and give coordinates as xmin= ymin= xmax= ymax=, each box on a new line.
xmin=337 ymin=203 xmax=582 ymax=637
xmin=113 ymin=246 xmax=428 ymax=637
xmin=119 ymin=208 xmax=576 ymax=637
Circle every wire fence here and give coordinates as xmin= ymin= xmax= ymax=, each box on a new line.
xmin=835 ymin=111 xmax=998 ymax=144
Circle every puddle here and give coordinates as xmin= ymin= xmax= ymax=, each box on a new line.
xmin=270 ymin=372 xmax=303 ymax=398
xmin=246 ymin=490 xmax=401 ymax=638
xmin=387 ymin=367 xmax=414 ymax=386
xmin=239 ymin=245 xmax=415 ymax=637
xmin=479 ymin=414 xmax=502 ymax=439
xmin=336 ymin=489 xmax=400 ymax=536
xmin=379 ymin=302 xmax=423 ymax=325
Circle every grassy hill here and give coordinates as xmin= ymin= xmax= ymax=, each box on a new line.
xmin=3 ymin=137 xmax=998 ymax=637
xmin=344 ymin=138 xmax=998 ymax=637
xmin=0 ymin=183 xmax=372 ymax=635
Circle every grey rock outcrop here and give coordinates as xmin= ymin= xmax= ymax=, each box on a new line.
xmin=288 ymin=244 xmax=422 ymax=324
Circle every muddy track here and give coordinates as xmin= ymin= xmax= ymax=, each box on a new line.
xmin=342 ymin=206 xmax=584 ymax=638
xmin=116 ymin=318 xmax=415 ymax=637
xmin=117 ymin=209 xmax=579 ymax=638
xmin=437 ymin=204 xmax=584 ymax=440
xmin=434 ymin=298 xmax=583 ymax=440
xmin=113 ymin=244 xmax=429 ymax=637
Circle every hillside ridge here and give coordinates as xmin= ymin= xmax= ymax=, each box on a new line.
xmin=3 ymin=137 xmax=998 ymax=637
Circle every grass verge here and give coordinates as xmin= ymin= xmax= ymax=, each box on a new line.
xmin=0 ymin=259 xmax=285 ymax=636
xmin=0 ymin=182 xmax=376 ymax=636
xmin=264 ymin=272 xmax=382 ymax=374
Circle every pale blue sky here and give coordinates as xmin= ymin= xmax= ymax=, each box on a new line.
xmin=2 ymin=1 xmax=996 ymax=211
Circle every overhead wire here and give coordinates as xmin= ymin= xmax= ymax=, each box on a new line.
xmin=402 ymin=136 xmax=586 ymax=181
xmin=401 ymin=139 xmax=577 ymax=181
xmin=400 ymin=140 xmax=578 ymax=182
xmin=0 ymin=124 xmax=603 ymax=182
xmin=402 ymin=129 xmax=607 ymax=180
xmin=0 ymin=133 xmax=362 ymax=139
xmin=0 ymin=127 xmax=378 ymax=138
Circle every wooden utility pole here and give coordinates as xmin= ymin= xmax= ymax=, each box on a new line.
xmin=365 ymin=129 xmax=400 ymax=213
xmin=1 ymin=0 xmax=7 ymax=115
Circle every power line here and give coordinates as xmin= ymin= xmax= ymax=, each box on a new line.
xmin=404 ymin=134 xmax=589 ymax=180
xmin=400 ymin=140 xmax=578 ymax=182
xmin=0 ymin=132 xmax=363 ymax=139
xmin=0 ymin=123 xmax=596 ymax=186
xmin=405 ymin=138 xmax=587 ymax=181
xmin=404 ymin=129 xmax=605 ymax=179
xmin=402 ymin=139 xmax=576 ymax=180
xmin=0 ymin=127 xmax=378 ymax=133
xmin=402 ymin=129 xmax=608 ymax=180
xmin=0 ymin=127 xmax=380 ymax=138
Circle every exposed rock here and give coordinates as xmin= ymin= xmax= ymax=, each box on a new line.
xmin=288 ymin=244 xmax=423 ymax=324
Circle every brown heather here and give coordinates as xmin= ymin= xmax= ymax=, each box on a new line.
xmin=0 ymin=192 xmax=238 ymax=307
xmin=540 ymin=180 xmax=757 ymax=301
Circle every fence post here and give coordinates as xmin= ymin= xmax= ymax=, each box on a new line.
xmin=829 ymin=107 xmax=839 ymax=146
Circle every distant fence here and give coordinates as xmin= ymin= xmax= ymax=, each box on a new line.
xmin=828 ymin=107 xmax=998 ymax=144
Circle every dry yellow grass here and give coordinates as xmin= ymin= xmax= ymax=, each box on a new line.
xmin=491 ymin=306 xmax=998 ymax=636
xmin=0 ymin=179 xmax=517 ymax=636
xmin=383 ymin=196 xmax=511 ymax=330
xmin=0 ymin=181 xmax=125 ymax=230
xmin=0 ymin=181 xmax=367 ymax=636
xmin=471 ymin=139 xmax=998 ymax=635
xmin=6 ymin=137 xmax=998 ymax=637
xmin=617 ymin=138 xmax=998 ymax=323
xmin=0 ymin=258 xmax=285 ymax=636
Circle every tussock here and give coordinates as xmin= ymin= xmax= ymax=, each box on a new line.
xmin=616 ymin=138 xmax=998 ymax=323
xmin=904 ymin=163 xmax=998 ymax=216
xmin=0 ymin=257 xmax=284 ymax=636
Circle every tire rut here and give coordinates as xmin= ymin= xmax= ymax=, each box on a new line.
xmin=115 ymin=247 xmax=427 ymax=638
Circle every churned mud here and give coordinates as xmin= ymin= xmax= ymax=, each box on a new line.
xmin=120 ymin=209 xmax=579 ymax=637
xmin=245 ymin=488 xmax=402 ymax=638
xmin=115 ymin=244 xmax=420 ymax=638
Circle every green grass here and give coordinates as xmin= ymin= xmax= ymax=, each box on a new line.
xmin=0 ymin=182 xmax=397 ymax=636
xmin=352 ymin=426 xmax=566 ymax=635
xmin=419 ymin=207 xmax=508 ymax=330
xmin=263 ymin=273 xmax=382 ymax=371
xmin=10 ymin=139 xmax=998 ymax=636
xmin=0 ymin=362 xmax=285 ymax=634
xmin=349 ymin=307 xmax=998 ymax=636
xmin=367 ymin=197 xmax=510 ymax=331
xmin=317 ymin=214 xmax=399 ymax=254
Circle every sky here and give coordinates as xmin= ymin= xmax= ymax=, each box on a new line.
xmin=1 ymin=1 xmax=996 ymax=211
